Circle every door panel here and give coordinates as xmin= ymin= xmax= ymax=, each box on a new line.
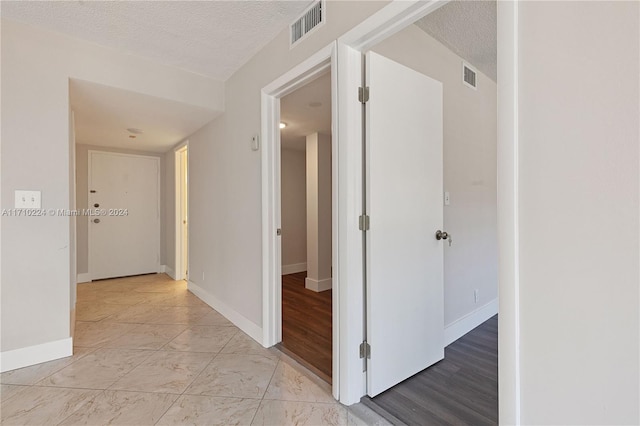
xmin=89 ymin=151 xmax=160 ymax=280
xmin=365 ymin=51 xmax=444 ymax=396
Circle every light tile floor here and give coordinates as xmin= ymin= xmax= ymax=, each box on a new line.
xmin=0 ymin=274 xmax=390 ymax=426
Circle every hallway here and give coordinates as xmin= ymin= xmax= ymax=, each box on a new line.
xmin=0 ymin=274 xmax=376 ymax=425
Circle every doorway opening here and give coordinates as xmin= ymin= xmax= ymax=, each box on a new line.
xmin=278 ymin=72 xmax=333 ymax=383
xmin=175 ymin=144 xmax=189 ymax=281
xmin=357 ymin=1 xmax=499 ymax=423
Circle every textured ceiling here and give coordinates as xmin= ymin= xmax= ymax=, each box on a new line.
xmin=1 ymin=0 xmax=313 ymax=81
xmin=415 ymin=0 xmax=497 ymax=81
xmin=281 ymin=72 xmax=332 ymax=151
xmin=71 ymin=79 xmax=220 ymax=153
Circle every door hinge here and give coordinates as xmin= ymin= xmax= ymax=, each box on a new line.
xmin=358 ymin=214 xmax=370 ymax=231
xmin=358 ymin=86 xmax=369 ymax=103
xmin=359 ymin=341 xmax=371 ymax=359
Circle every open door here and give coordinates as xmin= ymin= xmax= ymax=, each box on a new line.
xmin=365 ymin=51 xmax=445 ymax=396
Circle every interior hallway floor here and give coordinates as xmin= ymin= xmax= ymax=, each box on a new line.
xmin=0 ymin=273 xmax=387 ymax=426
xmin=364 ymin=315 xmax=498 ymax=426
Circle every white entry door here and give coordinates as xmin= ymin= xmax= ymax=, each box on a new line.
xmin=89 ymin=151 xmax=160 ymax=280
xmin=365 ymin=51 xmax=445 ymax=396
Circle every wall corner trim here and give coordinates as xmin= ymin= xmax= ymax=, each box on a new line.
xmin=77 ymin=273 xmax=92 ymax=283
xmin=444 ymin=298 xmax=499 ymax=346
xmin=187 ymin=281 xmax=263 ymax=345
xmin=305 ymin=277 xmax=332 ymax=292
xmin=282 ymin=263 xmax=307 ymax=275
xmin=0 ymin=337 xmax=73 ymax=373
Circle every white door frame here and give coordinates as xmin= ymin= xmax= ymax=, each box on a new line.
xmin=264 ymin=0 xmax=520 ymax=421
xmin=87 ymin=150 xmax=161 ymax=280
xmin=175 ymin=141 xmax=189 ymax=281
xmin=262 ymin=41 xmax=339 ymax=397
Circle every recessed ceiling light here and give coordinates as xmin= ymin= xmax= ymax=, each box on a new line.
xmin=309 ymin=102 xmax=322 ymax=108
xmin=279 ymin=122 xmax=287 ymax=129
xmin=126 ymin=128 xmax=143 ymax=134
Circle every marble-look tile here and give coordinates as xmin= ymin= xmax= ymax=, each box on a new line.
xmin=157 ymin=395 xmax=260 ymax=426
xmin=346 ymin=403 xmax=394 ymax=426
xmin=75 ymin=302 xmax=127 ymax=321
xmin=73 ymin=321 xmax=138 ymax=347
xmin=105 ymin=324 xmax=187 ymax=350
xmin=147 ymin=290 xmax=209 ymax=307
xmin=251 ymin=400 xmax=348 ymax=426
xmin=38 ymin=348 xmax=152 ymax=390
xmin=0 ymin=384 xmax=28 ymax=402
xmin=147 ymin=306 xmax=212 ymax=325
xmin=99 ymin=292 xmax=150 ymax=305
xmin=194 ymin=309 xmax=236 ymax=327
xmin=0 ymin=386 xmax=100 ymax=426
xmin=0 ymin=347 xmax=94 ymax=385
xmin=58 ymin=390 xmax=178 ymax=425
xmin=164 ymin=325 xmax=238 ymax=353
xmin=110 ymin=351 xmax=213 ymax=394
xmin=107 ymin=304 xmax=166 ymax=324
xmin=264 ymin=360 xmax=334 ymax=403
xmin=221 ymin=332 xmax=281 ymax=360
xmin=185 ymin=354 xmax=278 ymax=399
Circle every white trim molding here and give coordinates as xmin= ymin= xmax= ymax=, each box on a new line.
xmin=282 ymin=263 xmax=307 ymax=275
xmin=188 ymin=281 xmax=263 ymax=344
xmin=305 ymin=277 xmax=332 ymax=292
xmin=444 ymin=299 xmax=499 ymax=346
xmin=0 ymin=338 xmax=73 ymax=373
xmin=77 ymin=273 xmax=91 ymax=283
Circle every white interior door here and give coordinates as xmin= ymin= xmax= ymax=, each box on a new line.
xmin=365 ymin=51 xmax=444 ymax=396
xmin=89 ymin=151 xmax=160 ymax=280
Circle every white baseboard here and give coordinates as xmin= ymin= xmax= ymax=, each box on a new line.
xmin=444 ymin=298 xmax=499 ymax=346
xmin=162 ymin=265 xmax=177 ymax=280
xmin=282 ymin=262 xmax=307 ymax=275
xmin=187 ymin=281 xmax=263 ymax=344
xmin=77 ymin=273 xmax=91 ymax=283
xmin=305 ymin=277 xmax=332 ymax=292
xmin=0 ymin=337 xmax=73 ymax=373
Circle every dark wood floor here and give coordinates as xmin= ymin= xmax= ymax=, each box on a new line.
xmin=281 ymin=272 xmax=332 ymax=382
xmin=365 ymin=315 xmax=498 ymax=426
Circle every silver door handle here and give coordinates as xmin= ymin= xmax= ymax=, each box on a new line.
xmin=435 ymin=230 xmax=448 ymax=240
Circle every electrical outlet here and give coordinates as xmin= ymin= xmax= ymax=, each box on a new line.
xmin=474 ymin=289 xmax=479 ymax=304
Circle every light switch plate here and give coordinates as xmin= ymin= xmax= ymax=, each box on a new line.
xmin=251 ymin=134 xmax=260 ymax=151
xmin=15 ymin=190 xmax=41 ymax=209
xmin=444 ymin=191 xmax=450 ymax=206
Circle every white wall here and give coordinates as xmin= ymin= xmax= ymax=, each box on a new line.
xmin=0 ymin=18 xmax=223 ymax=366
xmin=281 ymin=148 xmax=307 ymax=270
xmin=75 ymin=144 xmax=170 ymax=278
xmin=185 ymin=1 xmax=388 ymax=331
xmin=515 ymin=2 xmax=639 ymax=424
xmin=372 ymin=25 xmax=498 ymax=328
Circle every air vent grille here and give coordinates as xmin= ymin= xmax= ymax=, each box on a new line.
xmin=463 ymin=63 xmax=477 ymax=89
xmin=291 ymin=1 xmax=324 ymax=46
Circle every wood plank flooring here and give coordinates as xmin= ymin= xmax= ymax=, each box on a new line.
xmin=365 ymin=315 xmax=498 ymax=426
xmin=282 ymin=272 xmax=333 ymax=383
xmin=281 ymin=272 xmax=332 ymax=383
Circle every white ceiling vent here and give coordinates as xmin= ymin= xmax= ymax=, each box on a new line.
xmin=462 ymin=62 xmax=477 ymax=90
xmin=290 ymin=0 xmax=325 ymax=47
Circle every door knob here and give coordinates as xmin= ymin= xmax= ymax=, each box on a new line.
xmin=435 ymin=230 xmax=448 ymax=240
xmin=93 ymin=218 xmax=100 ymax=224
